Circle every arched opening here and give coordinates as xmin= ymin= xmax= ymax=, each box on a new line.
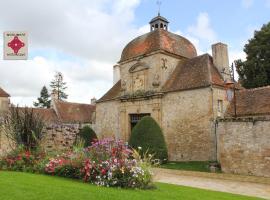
xmin=160 ymin=23 xmax=163 ymax=28
xmin=155 ymin=24 xmax=158 ymax=29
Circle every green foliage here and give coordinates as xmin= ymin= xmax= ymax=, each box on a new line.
xmin=2 ymin=106 xmax=45 ymax=150
xmin=33 ymin=86 xmax=51 ymax=108
xmin=0 ymin=172 xmax=261 ymax=200
xmin=0 ymin=147 xmax=46 ymax=173
xmin=54 ymin=164 xmax=82 ymax=179
xmin=129 ymin=116 xmax=168 ymax=162
xmin=160 ymin=161 xmax=220 ymax=173
xmin=50 ymin=71 xmax=68 ymax=100
xmin=77 ymin=126 xmax=97 ymax=147
xmin=236 ymin=22 xmax=270 ymax=88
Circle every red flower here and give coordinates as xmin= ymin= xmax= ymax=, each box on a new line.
xmin=101 ymin=168 xmax=106 ymax=175
xmin=25 ymin=151 xmax=31 ymax=159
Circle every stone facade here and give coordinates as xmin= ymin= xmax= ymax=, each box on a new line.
xmin=217 ymin=118 xmax=270 ymax=177
xmin=162 ymin=88 xmax=216 ymax=161
xmin=0 ymin=97 xmax=9 ymax=113
xmin=120 ymin=53 xmax=181 ymax=94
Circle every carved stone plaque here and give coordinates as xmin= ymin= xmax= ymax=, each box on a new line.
xmin=133 ymin=74 xmax=144 ymax=91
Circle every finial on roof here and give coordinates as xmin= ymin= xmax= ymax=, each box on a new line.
xmin=157 ymin=0 xmax=162 ymax=16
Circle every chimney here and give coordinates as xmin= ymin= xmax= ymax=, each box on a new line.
xmin=212 ymin=43 xmax=230 ymax=80
xmin=113 ymin=64 xmax=120 ymax=84
xmin=91 ymin=97 xmax=97 ymax=105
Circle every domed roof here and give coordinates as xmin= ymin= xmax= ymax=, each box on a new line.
xmin=120 ymin=29 xmax=197 ymax=62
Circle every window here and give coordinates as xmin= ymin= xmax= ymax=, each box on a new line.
xmin=130 ymin=113 xmax=150 ymax=130
xmin=217 ymin=100 xmax=223 ymax=115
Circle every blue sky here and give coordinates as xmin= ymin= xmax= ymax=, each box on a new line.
xmin=0 ymin=0 xmax=269 ymax=106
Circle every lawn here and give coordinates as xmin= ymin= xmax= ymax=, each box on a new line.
xmin=160 ymin=161 xmax=217 ymax=172
xmin=0 ymin=171 xmax=263 ymax=200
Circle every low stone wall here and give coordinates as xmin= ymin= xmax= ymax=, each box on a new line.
xmin=0 ymin=123 xmax=97 ymax=155
xmin=40 ymin=124 xmax=80 ymax=152
xmin=217 ymin=117 xmax=270 ymax=177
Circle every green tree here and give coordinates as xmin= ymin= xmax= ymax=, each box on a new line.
xmin=50 ymin=71 xmax=68 ymax=100
xmin=129 ymin=116 xmax=168 ymax=162
xmin=236 ymin=22 xmax=270 ymax=88
xmin=33 ymin=86 xmax=51 ymax=108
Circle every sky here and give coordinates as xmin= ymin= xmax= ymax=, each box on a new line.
xmin=0 ymin=0 xmax=269 ymax=106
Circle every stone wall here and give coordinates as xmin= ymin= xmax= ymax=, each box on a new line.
xmin=40 ymin=124 xmax=80 ymax=152
xmin=217 ymin=118 xmax=270 ymax=177
xmin=0 ymin=97 xmax=9 ymax=113
xmin=0 ymin=123 xmax=96 ymax=155
xmin=162 ymin=87 xmax=216 ymax=161
xmin=0 ymin=126 xmax=14 ymax=157
xmin=95 ymin=100 xmax=120 ymax=139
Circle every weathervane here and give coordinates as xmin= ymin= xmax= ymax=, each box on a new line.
xmin=157 ymin=0 xmax=162 ymax=16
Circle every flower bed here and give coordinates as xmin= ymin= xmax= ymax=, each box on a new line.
xmin=0 ymin=139 xmax=154 ymax=189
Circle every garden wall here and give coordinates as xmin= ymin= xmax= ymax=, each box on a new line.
xmin=0 ymin=123 xmax=97 ymax=156
xmin=217 ymin=117 xmax=270 ymax=177
xmin=40 ymin=124 xmax=80 ymax=152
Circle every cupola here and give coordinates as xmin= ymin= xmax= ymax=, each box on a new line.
xmin=149 ymin=13 xmax=169 ymax=31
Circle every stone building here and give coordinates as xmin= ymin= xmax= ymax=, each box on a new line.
xmin=217 ymin=86 xmax=270 ymax=177
xmin=0 ymin=87 xmax=10 ymax=114
xmin=95 ymin=14 xmax=233 ymax=161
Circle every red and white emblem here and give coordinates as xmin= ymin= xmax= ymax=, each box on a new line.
xmin=3 ymin=31 xmax=28 ymax=60
xmin=8 ymin=36 xmax=25 ymax=54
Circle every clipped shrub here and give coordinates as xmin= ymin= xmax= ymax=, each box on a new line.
xmin=129 ymin=116 xmax=168 ymax=162
xmin=77 ymin=126 xmax=97 ymax=147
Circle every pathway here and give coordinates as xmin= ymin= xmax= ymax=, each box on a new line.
xmin=153 ymin=168 xmax=270 ymax=199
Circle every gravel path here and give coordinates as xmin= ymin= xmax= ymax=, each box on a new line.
xmin=153 ymin=168 xmax=270 ymax=199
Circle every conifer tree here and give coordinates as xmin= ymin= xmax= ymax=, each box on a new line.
xmin=50 ymin=71 xmax=68 ymax=100
xmin=33 ymin=86 xmax=51 ymax=108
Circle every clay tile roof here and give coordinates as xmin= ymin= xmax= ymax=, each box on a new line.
xmin=162 ymin=54 xmax=224 ymax=92
xmin=54 ymin=101 xmax=95 ymax=123
xmin=0 ymin=87 xmax=10 ymax=97
xmin=225 ymin=86 xmax=270 ymax=117
xmin=17 ymin=107 xmax=58 ymax=124
xmin=97 ymin=80 xmax=121 ymax=103
xmin=120 ymin=29 xmax=197 ymax=62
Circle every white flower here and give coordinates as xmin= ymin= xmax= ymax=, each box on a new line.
xmin=138 ymin=147 xmax=142 ymax=150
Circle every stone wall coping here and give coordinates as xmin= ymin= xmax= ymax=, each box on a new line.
xmin=153 ymin=168 xmax=270 ymax=185
xmin=217 ymin=116 xmax=270 ymax=122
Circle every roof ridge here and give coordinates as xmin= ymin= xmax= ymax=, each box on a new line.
xmin=56 ymin=100 xmax=94 ymax=106
xmin=0 ymin=87 xmax=10 ymax=97
xmin=239 ymin=85 xmax=270 ymax=92
xmin=206 ymin=54 xmax=213 ymax=85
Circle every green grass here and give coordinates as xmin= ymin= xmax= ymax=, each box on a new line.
xmin=0 ymin=171 xmax=263 ymax=200
xmin=160 ymin=161 xmax=217 ymax=172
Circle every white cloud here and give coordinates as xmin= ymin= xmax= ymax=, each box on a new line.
xmin=242 ymin=0 xmax=254 ymax=8
xmin=0 ymin=56 xmax=113 ymax=106
xmin=0 ymin=0 xmax=146 ymax=106
xmin=187 ymin=12 xmax=217 ymax=44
